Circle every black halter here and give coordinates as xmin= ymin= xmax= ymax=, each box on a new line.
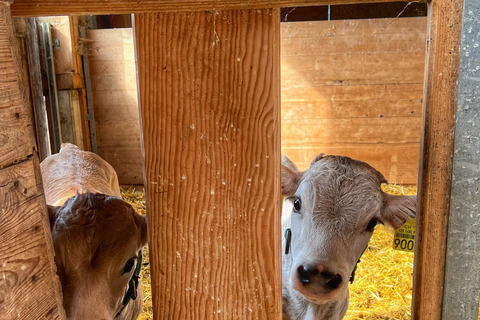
xmin=115 ymin=249 xmax=143 ymax=318
xmin=283 ymin=228 xmax=367 ymax=284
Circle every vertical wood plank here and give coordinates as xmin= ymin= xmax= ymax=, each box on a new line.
xmin=441 ymin=0 xmax=480 ymax=318
xmin=0 ymin=4 xmax=36 ymax=168
xmin=0 ymin=2 xmax=65 ymax=319
xmin=26 ymin=17 xmax=51 ymax=161
xmin=134 ymin=9 xmax=281 ymax=319
xmin=412 ymin=0 xmax=465 ymax=319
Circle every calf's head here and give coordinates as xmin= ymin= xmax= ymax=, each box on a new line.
xmin=48 ymin=192 xmax=148 ymax=319
xmin=282 ymin=154 xmax=416 ymax=304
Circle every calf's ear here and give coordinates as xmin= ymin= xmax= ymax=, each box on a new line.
xmin=136 ymin=214 xmax=149 ymax=247
xmin=47 ymin=205 xmax=60 ymax=230
xmin=281 ymin=165 xmax=302 ymax=197
xmin=381 ymin=194 xmax=417 ymax=229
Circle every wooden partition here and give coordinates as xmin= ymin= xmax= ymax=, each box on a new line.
xmin=4 ymin=0 xmax=475 ymax=320
xmin=0 ymin=2 xmax=65 ymax=319
xmin=281 ymin=17 xmax=426 ymax=184
xmin=87 ymin=28 xmax=143 ymax=185
xmin=134 ymin=10 xmax=282 ymax=319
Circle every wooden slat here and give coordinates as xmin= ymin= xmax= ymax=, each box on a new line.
xmin=412 ymin=0 xmax=465 ymax=319
xmin=282 ymin=143 xmax=420 ymax=184
xmin=282 ymin=99 xmax=422 ymax=119
xmin=0 ymin=3 xmax=65 ymax=319
xmin=25 ymin=18 xmax=51 ymax=161
xmin=11 ymin=0 xmax=425 ymax=17
xmin=282 ymin=117 xmax=422 ymax=144
xmin=135 ymin=9 xmax=281 ymax=319
xmin=0 ymin=4 xmax=36 ymax=168
xmin=0 ymin=159 xmax=65 ymax=320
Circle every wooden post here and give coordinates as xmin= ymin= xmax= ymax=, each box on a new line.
xmin=134 ymin=9 xmax=282 ymax=319
xmin=412 ymin=0 xmax=465 ymax=319
xmin=442 ymin=0 xmax=480 ymax=318
xmin=0 ymin=2 xmax=65 ymax=319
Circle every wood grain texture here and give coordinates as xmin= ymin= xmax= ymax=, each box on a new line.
xmin=0 ymin=4 xmax=36 ymax=168
xmin=0 ymin=4 xmax=65 ymax=319
xmin=135 ymin=9 xmax=281 ymax=319
xmin=26 ymin=17 xmax=51 ymax=161
xmin=0 ymin=159 xmax=65 ymax=320
xmin=10 ymin=0 xmax=425 ymax=17
xmin=281 ymin=17 xmax=426 ymax=184
xmin=282 ymin=143 xmax=420 ymax=184
xmin=412 ymin=1 xmax=465 ymax=320
xmin=87 ymin=28 xmax=142 ymax=184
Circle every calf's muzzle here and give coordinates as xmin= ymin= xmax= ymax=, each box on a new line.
xmin=296 ymin=264 xmax=343 ymax=291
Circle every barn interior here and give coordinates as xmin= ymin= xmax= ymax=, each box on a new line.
xmin=10 ymin=3 xmax=425 ymax=319
xmin=3 ymin=0 xmax=478 ymax=319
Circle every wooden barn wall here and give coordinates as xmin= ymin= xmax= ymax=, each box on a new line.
xmin=88 ymin=17 xmax=426 ymax=185
xmin=0 ymin=5 xmax=65 ymax=319
xmin=281 ymin=16 xmax=427 ymax=184
xmin=86 ymin=28 xmax=143 ymax=185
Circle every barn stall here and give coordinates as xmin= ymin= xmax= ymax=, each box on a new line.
xmin=0 ymin=2 xmax=478 ymax=318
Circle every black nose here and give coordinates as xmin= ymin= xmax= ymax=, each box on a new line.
xmin=297 ymin=265 xmax=343 ymax=289
xmin=325 ymin=273 xmax=342 ymax=289
xmin=297 ymin=265 xmax=318 ymax=284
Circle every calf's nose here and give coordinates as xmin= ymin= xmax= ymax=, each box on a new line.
xmin=296 ymin=265 xmax=343 ymax=290
xmin=297 ymin=265 xmax=317 ymax=284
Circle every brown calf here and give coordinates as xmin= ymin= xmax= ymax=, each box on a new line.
xmin=41 ymin=143 xmax=147 ymax=320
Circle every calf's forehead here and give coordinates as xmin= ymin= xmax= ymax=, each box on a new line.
xmin=54 ymin=194 xmax=145 ymax=266
xmin=298 ymin=157 xmax=385 ymax=221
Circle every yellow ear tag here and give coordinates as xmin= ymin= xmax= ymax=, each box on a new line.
xmin=393 ymin=219 xmax=415 ymax=253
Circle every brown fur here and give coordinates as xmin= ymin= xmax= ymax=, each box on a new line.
xmin=41 ymin=143 xmax=147 ymax=320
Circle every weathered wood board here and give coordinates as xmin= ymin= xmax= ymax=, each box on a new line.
xmin=10 ymin=0 xmax=425 ymax=17
xmin=134 ymin=9 xmax=282 ymax=319
xmin=0 ymin=2 xmax=65 ymax=319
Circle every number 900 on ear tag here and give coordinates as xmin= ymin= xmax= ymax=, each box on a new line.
xmin=393 ymin=219 xmax=415 ymax=253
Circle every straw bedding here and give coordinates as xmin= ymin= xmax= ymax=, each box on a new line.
xmin=121 ymin=184 xmax=417 ymax=320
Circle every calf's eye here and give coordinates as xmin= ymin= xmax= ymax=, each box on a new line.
xmin=366 ymin=219 xmax=377 ymax=231
xmin=293 ymin=198 xmax=301 ymax=213
xmin=123 ymin=258 xmax=136 ymax=274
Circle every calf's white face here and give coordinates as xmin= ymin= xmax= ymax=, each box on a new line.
xmin=281 ymin=154 xmax=416 ymax=305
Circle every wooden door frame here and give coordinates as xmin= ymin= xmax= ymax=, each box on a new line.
xmin=7 ymin=0 xmax=471 ymax=319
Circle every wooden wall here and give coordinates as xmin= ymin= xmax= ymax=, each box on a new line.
xmin=86 ymin=28 xmax=143 ymax=185
xmin=0 ymin=4 xmax=65 ymax=319
xmin=281 ymin=16 xmax=426 ymax=184
xmin=89 ymin=17 xmax=426 ymax=185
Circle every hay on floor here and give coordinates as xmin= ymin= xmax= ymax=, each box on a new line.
xmin=121 ymin=184 xmax=417 ymax=320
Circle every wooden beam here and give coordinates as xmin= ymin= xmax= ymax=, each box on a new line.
xmin=134 ymin=9 xmax=281 ymax=319
xmin=441 ymin=0 xmax=480 ymax=318
xmin=11 ymin=0 xmax=425 ymax=17
xmin=412 ymin=0 xmax=465 ymax=319
xmin=0 ymin=2 xmax=65 ymax=319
